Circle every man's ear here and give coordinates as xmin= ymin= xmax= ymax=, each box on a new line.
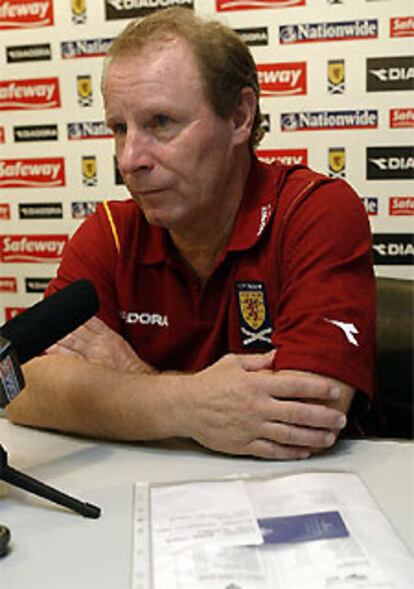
xmin=231 ymin=87 xmax=257 ymax=146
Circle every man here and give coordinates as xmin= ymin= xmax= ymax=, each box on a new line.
xmin=7 ymin=8 xmax=375 ymax=460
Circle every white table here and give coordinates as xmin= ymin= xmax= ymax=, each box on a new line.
xmin=0 ymin=418 xmax=413 ymax=588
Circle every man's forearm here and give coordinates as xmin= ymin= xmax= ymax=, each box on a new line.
xmin=6 ymin=355 xmax=187 ymax=441
xmin=6 ymin=352 xmax=351 ymax=460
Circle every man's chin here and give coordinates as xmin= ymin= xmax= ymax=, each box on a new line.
xmin=142 ymin=209 xmax=173 ymax=229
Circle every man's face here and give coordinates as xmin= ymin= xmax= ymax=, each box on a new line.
xmin=104 ymin=37 xmax=242 ymax=233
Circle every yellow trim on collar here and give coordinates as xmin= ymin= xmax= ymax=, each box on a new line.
xmin=103 ymin=200 xmax=120 ymax=254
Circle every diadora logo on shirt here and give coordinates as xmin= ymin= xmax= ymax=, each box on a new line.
xmin=120 ymin=310 xmax=169 ymax=327
xmin=324 ymin=319 xmax=360 ymax=347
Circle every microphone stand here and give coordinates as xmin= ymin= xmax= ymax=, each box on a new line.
xmin=0 ymin=444 xmax=101 ymax=518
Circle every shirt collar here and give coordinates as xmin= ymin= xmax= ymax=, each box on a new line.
xmin=226 ymin=155 xmax=285 ymax=251
xmin=140 ymin=155 xmax=286 ymax=264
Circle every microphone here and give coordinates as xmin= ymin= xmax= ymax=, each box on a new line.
xmin=0 ymin=279 xmax=99 ymax=409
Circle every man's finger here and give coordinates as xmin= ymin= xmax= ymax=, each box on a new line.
xmin=246 ymin=439 xmax=311 ymax=460
xmin=255 ymin=372 xmax=341 ymax=401
xmin=266 ymin=399 xmax=347 ymax=431
xmin=261 ymin=421 xmax=338 ymax=449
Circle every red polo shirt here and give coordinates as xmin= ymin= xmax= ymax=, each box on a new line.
xmin=46 ymin=157 xmax=375 ymax=400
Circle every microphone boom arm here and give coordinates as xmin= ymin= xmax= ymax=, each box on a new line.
xmin=0 ymin=443 xmax=101 ymax=518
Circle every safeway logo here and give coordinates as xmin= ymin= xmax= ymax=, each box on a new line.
xmin=257 ymin=63 xmax=306 ymax=96
xmin=0 ymin=277 xmax=17 ymax=293
xmin=390 ymin=108 xmax=414 ymax=128
xmin=0 ymin=0 xmax=53 ymax=30
xmin=389 ymin=197 xmax=414 ymax=216
xmin=0 ymin=235 xmax=68 ymax=263
xmin=257 ymin=148 xmax=308 ymax=166
xmin=216 ymin=0 xmax=304 ymax=11
xmin=0 ymin=78 xmax=60 ymax=110
xmin=0 ymin=158 xmax=65 ymax=188
xmin=390 ymin=17 xmax=414 ymax=38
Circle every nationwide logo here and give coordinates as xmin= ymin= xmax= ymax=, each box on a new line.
xmin=5 ymin=307 xmax=26 ymax=321
xmin=14 ymin=124 xmax=58 ymax=142
xmin=256 ymin=148 xmax=307 ymax=166
xmin=18 ymin=203 xmax=63 ymax=219
xmin=281 ymin=109 xmax=378 ymax=131
xmin=0 ymin=127 xmax=4 ymax=143
xmin=390 ymin=108 xmax=414 ymax=129
xmin=367 ymin=56 xmax=414 ymax=92
xmin=0 ymin=235 xmax=68 ymax=263
xmin=0 ymin=158 xmax=66 ymax=188
xmin=390 ymin=17 xmax=414 ymax=38
xmin=0 ymin=78 xmax=60 ymax=110
xmin=373 ymin=234 xmax=414 ymax=265
xmin=279 ymin=19 xmax=378 ymax=44
xmin=0 ymin=203 xmax=11 ymax=219
xmin=61 ymin=38 xmax=114 ymax=59
xmin=367 ymin=146 xmax=414 ymax=180
xmin=6 ymin=43 xmax=52 ymax=63
xmin=0 ymin=0 xmax=54 ymax=30
xmin=0 ymin=277 xmax=17 ymax=293
xmin=25 ymin=277 xmax=51 ymax=293
xmin=217 ymin=0 xmax=304 ymax=11
xmin=361 ymin=197 xmax=378 ymax=216
xmin=389 ymin=197 xmax=414 ymax=216
xmin=72 ymin=201 xmax=100 ymax=219
xmin=234 ymin=27 xmax=268 ymax=46
xmin=68 ymin=121 xmax=113 ymax=140
xmin=105 ymin=0 xmax=194 ymax=19
xmin=257 ymin=62 xmax=306 ymax=96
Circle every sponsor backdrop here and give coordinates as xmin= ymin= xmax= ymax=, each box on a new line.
xmin=0 ymin=0 xmax=413 ymax=321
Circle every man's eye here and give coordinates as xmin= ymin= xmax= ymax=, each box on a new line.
xmin=151 ymin=115 xmax=172 ymax=128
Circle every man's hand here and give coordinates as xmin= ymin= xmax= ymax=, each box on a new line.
xmin=46 ymin=317 xmax=156 ymax=375
xmin=177 ymin=352 xmax=348 ymax=460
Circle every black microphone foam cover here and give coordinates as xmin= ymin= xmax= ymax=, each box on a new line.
xmin=0 ymin=279 xmax=99 ymax=365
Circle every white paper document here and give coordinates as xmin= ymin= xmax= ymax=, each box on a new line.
xmin=132 ymin=472 xmax=414 ymax=589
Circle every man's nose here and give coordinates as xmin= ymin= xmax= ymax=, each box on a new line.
xmin=117 ymin=130 xmax=155 ymax=175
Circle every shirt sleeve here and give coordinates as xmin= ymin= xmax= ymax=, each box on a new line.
xmin=272 ymin=176 xmax=376 ymax=400
xmin=44 ymin=204 xmax=122 ymax=332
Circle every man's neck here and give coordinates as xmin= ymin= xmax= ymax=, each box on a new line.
xmin=170 ymin=149 xmax=251 ymax=284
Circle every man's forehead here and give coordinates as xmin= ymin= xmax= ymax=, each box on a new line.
xmin=114 ymin=35 xmax=199 ymax=73
xmin=106 ymin=37 xmax=205 ymax=98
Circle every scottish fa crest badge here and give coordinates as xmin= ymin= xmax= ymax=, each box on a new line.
xmin=236 ymin=282 xmax=273 ymax=349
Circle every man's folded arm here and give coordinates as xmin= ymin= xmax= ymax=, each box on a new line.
xmin=6 ymin=350 xmax=350 ymax=460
